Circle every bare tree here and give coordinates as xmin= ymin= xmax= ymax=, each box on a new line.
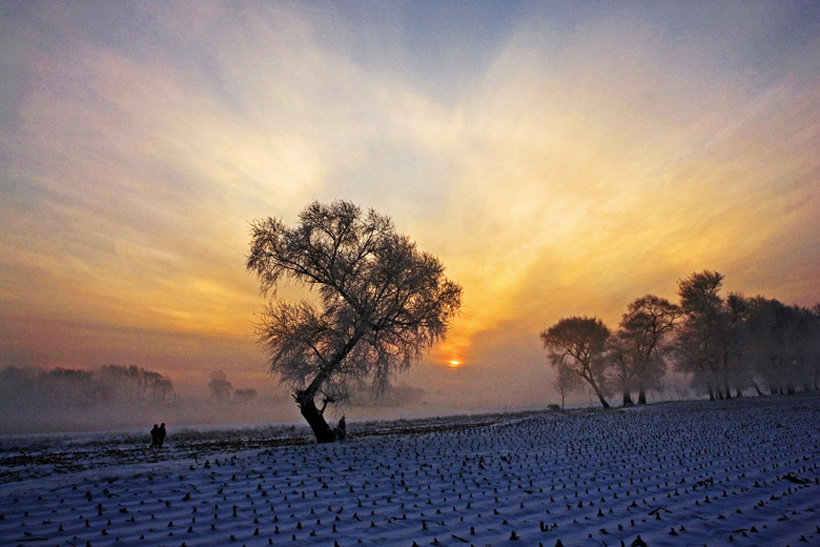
xmin=247 ymin=200 xmax=462 ymax=442
xmin=612 ymin=295 xmax=681 ymax=405
xmin=541 ymin=316 xmax=612 ymax=409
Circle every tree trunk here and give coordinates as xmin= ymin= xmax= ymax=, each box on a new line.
xmin=293 ymin=368 xmax=339 ymax=443
xmin=637 ymin=386 xmax=647 ymax=405
xmin=297 ymin=395 xmax=336 ymax=443
xmin=622 ymin=390 xmax=634 ymax=407
xmin=582 ymin=371 xmax=610 ymax=409
xmin=581 ymin=374 xmax=611 ymax=409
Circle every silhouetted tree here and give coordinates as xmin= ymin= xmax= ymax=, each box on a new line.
xmin=541 ymin=316 xmax=612 ymax=409
xmin=790 ymin=305 xmax=820 ymax=392
xmin=208 ymin=370 xmax=233 ymax=402
xmin=628 ymin=295 xmax=681 ymax=403
xmin=142 ymin=371 xmax=174 ymax=403
xmin=723 ymin=292 xmax=751 ymax=396
xmin=609 ymin=295 xmax=681 ymax=406
xmin=675 ymin=271 xmax=749 ymax=399
xmin=99 ymin=365 xmax=175 ymax=403
xmin=247 ymin=200 xmax=462 ymax=442
xmin=744 ymin=297 xmax=790 ymax=394
xmin=608 ymin=332 xmax=635 ymax=406
xmin=743 ymin=298 xmax=819 ymax=395
xmin=674 ymin=271 xmax=726 ymax=399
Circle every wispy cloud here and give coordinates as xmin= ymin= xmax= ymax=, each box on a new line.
xmin=1 ymin=2 xmax=818 ymax=410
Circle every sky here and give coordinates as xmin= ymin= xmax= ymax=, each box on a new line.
xmin=1 ymin=1 xmax=819 ymax=422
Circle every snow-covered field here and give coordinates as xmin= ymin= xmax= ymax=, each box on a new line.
xmin=2 ymin=395 xmax=819 ymax=547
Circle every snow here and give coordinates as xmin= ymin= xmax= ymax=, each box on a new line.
xmin=2 ymin=395 xmax=819 ymax=547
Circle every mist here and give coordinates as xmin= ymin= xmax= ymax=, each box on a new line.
xmin=0 ymin=364 xmax=486 ymax=435
xmin=0 ymin=365 xmax=296 ymax=435
xmin=0 ymin=362 xmax=593 ymax=435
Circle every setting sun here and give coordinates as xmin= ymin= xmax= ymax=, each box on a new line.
xmin=447 ymin=360 xmax=461 ymax=368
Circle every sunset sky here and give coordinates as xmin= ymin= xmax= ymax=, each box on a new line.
xmin=1 ymin=1 xmax=819 ymax=419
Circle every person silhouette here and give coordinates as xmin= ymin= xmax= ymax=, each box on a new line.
xmin=157 ymin=423 xmax=167 ymax=448
xmin=150 ymin=424 xmax=159 ymax=448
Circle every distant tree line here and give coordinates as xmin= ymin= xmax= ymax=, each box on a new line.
xmin=0 ymin=364 xmax=285 ymax=434
xmin=0 ymin=364 xmax=175 ymax=411
xmin=542 ymin=270 xmax=820 ymax=408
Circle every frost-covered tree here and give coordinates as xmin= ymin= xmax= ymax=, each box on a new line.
xmin=247 ymin=200 xmax=462 ymax=443
xmin=743 ymin=297 xmax=820 ymax=395
xmin=541 ymin=316 xmax=612 ymax=409
xmin=674 ymin=271 xmax=747 ymax=400
xmin=611 ymin=295 xmax=681 ymax=405
xmin=675 ymin=271 xmax=726 ymax=399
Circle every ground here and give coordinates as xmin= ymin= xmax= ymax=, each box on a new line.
xmin=1 ymin=395 xmax=819 ymax=546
